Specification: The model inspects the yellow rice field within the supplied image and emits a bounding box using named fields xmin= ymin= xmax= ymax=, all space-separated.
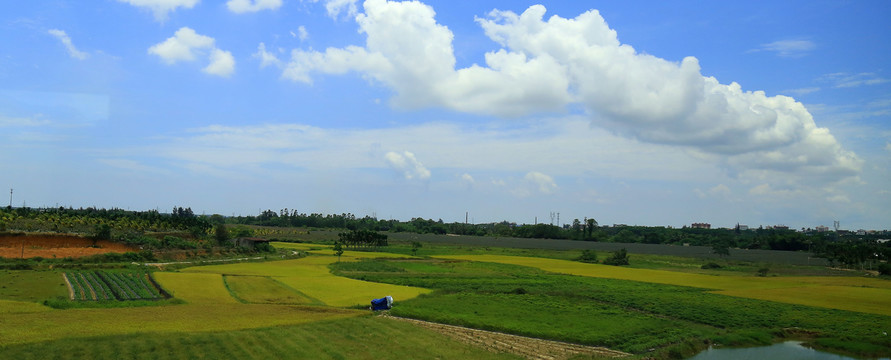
xmin=0 ymin=299 xmax=53 ymax=314
xmin=152 ymin=272 xmax=239 ymax=304
xmin=225 ymin=275 xmax=318 ymax=305
xmin=438 ymin=254 xmax=891 ymax=316
xmin=179 ymin=255 xmax=431 ymax=307
xmin=0 ymin=303 xmax=362 ymax=346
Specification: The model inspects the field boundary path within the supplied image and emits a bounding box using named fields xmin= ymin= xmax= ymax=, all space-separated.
xmin=142 ymin=256 xmax=263 ymax=267
xmin=386 ymin=315 xmax=630 ymax=359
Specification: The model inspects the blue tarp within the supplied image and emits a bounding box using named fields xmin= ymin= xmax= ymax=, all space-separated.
xmin=371 ymin=295 xmax=393 ymax=310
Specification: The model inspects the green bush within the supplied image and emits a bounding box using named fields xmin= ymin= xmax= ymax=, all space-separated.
xmin=575 ymin=249 xmax=598 ymax=263
xmin=701 ymin=262 xmax=722 ymax=269
xmin=602 ymin=248 xmax=630 ymax=266
xmin=878 ymin=263 xmax=891 ymax=276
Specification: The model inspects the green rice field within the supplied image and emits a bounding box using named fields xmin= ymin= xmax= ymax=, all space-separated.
xmin=437 ymin=254 xmax=891 ymax=315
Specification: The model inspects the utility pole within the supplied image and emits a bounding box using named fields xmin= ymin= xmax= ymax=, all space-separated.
xmin=8 ymin=188 xmax=12 ymax=208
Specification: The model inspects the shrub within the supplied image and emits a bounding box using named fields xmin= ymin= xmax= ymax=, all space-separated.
xmin=757 ymin=268 xmax=770 ymax=277
xmin=701 ymin=262 xmax=722 ymax=269
xmin=878 ymin=263 xmax=891 ymax=276
xmin=602 ymin=248 xmax=630 ymax=266
xmin=575 ymin=249 xmax=598 ymax=263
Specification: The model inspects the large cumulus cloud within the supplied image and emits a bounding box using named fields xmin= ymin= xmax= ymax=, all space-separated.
xmin=280 ymin=0 xmax=861 ymax=184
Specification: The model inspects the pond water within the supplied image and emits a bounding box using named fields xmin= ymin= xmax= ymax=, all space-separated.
xmin=687 ymin=341 xmax=889 ymax=360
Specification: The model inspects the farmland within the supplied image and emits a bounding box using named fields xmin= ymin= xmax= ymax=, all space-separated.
xmin=63 ymin=270 xmax=164 ymax=301
xmin=0 ymin=230 xmax=889 ymax=359
xmin=0 ymin=316 xmax=519 ymax=360
xmin=434 ymin=254 xmax=891 ymax=315
xmin=176 ymin=254 xmax=431 ymax=307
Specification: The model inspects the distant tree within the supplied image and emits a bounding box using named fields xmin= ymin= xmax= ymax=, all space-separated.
xmin=333 ymin=241 xmax=344 ymax=262
xmin=411 ymin=241 xmax=422 ymax=256
xmin=610 ymin=229 xmax=640 ymax=243
xmin=602 ymin=248 xmax=630 ymax=266
xmin=757 ymin=268 xmax=770 ymax=277
xmin=585 ymin=218 xmax=598 ymax=239
xmin=338 ymin=230 xmax=388 ymax=250
xmin=879 ymin=263 xmax=891 ymax=276
xmin=90 ymin=224 xmax=112 ymax=247
xmin=214 ymin=224 xmax=230 ymax=245
xmin=230 ymin=226 xmax=254 ymax=238
xmin=712 ymin=241 xmax=731 ymax=258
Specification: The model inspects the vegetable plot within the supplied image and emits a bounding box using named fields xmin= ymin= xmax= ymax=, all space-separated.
xmin=62 ymin=271 xmax=164 ymax=301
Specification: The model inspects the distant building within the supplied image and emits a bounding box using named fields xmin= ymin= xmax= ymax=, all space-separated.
xmin=816 ymin=225 xmax=829 ymax=232
xmin=738 ymin=225 xmax=749 ymax=231
xmin=856 ymin=229 xmax=867 ymax=236
xmin=773 ymin=225 xmax=789 ymax=230
xmin=691 ymin=223 xmax=711 ymax=229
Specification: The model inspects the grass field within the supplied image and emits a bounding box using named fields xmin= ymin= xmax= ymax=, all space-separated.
xmin=436 ymin=254 xmax=891 ymax=316
xmin=0 ymin=316 xmax=520 ymax=360
xmin=0 ymin=299 xmax=53 ymax=314
xmin=0 ymin=270 xmax=68 ymax=302
xmin=1 ymin=303 xmax=363 ymax=347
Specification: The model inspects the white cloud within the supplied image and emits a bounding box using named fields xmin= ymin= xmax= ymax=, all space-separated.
xmin=47 ymin=29 xmax=88 ymax=60
xmin=460 ymin=173 xmax=474 ymax=184
xmin=98 ymin=159 xmax=169 ymax=174
xmin=277 ymin=2 xmax=860 ymax=186
xmin=297 ymin=26 xmax=309 ymax=41
xmin=204 ymin=49 xmax=235 ymax=77
xmin=148 ymin=27 xmax=235 ymax=77
xmin=283 ymin=0 xmax=571 ymax=116
xmin=117 ymin=0 xmax=199 ymax=21
xmin=750 ymin=39 xmax=815 ymax=58
xmin=885 ymin=142 xmax=891 ymax=152
xmin=227 ymin=0 xmax=281 ymax=13
xmin=384 ymin=151 xmax=430 ymax=180
xmin=525 ymin=171 xmax=557 ymax=194
xmin=148 ymin=27 xmax=214 ymax=64
xmin=0 ymin=115 xmax=51 ymax=127
xmin=783 ymin=87 xmax=820 ymax=96
xmin=696 ymin=184 xmax=731 ymax=198
xmin=254 ymin=43 xmax=283 ymax=68
xmin=826 ymin=194 xmax=850 ymax=203
xmin=314 ymin=0 xmax=358 ymax=19
xmin=820 ymin=72 xmax=890 ymax=88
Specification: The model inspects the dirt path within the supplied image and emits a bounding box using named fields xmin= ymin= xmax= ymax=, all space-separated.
xmin=386 ymin=315 xmax=630 ymax=359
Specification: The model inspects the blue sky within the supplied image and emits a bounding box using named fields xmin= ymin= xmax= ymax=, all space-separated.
xmin=1 ymin=0 xmax=889 ymax=230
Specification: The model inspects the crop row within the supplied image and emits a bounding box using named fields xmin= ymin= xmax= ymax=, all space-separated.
xmin=64 ymin=271 xmax=164 ymax=301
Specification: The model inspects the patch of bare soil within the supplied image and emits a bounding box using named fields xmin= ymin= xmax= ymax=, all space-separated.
xmin=386 ymin=315 xmax=630 ymax=359
xmin=0 ymin=234 xmax=137 ymax=258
